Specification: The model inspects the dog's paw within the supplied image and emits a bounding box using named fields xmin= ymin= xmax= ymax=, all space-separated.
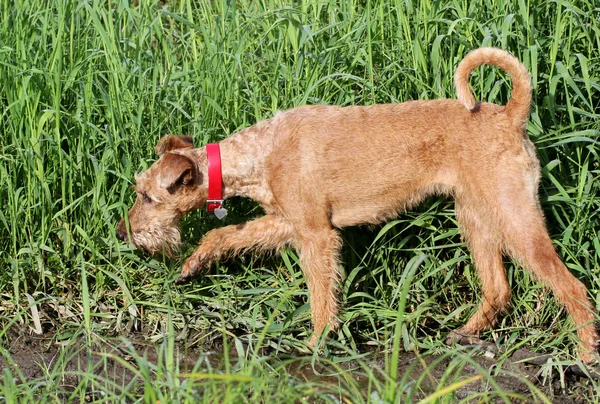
xmin=301 ymin=334 xmax=326 ymax=355
xmin=578 ymin=349 xmax=599 ymax=366
xmin=445 ymin=329 xmax=479 ymax=346
xmin=174 ymin=273 xmax=192 ymax=285
xmin=445 ymin=329 xmax=462 ymax=346
xmin=175 ymin=253 xmax=213 ymax=285
xmin=307 ymin=334 xmax=319 ymax=348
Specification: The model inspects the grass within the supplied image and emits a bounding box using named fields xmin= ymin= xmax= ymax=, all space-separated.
xmin=0 ymin=0 xmax=599 ymax=401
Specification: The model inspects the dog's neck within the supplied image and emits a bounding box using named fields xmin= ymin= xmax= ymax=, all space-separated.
xmin=213 ymin=120 xmax=273 ymax=204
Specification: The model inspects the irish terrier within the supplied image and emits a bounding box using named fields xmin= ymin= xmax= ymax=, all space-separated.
xmin=117 ymin=48 xmax=598 ymax=362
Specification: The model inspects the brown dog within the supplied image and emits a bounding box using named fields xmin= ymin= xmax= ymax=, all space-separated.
xmin=117 ymin=48 xmax=598 ymax=362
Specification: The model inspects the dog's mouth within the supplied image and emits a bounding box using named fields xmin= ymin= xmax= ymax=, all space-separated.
xmin=116 ymin=221 xmax=181 ymax=258
xmin=134 ymin=230 xmax=181 ymax=258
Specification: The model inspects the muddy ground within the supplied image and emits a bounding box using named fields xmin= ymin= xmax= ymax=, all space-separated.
xmin=1 ymin=326 xmax=597 ymax=403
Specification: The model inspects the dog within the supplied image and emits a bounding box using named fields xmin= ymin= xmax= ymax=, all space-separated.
xmin=116 ymin=48 xmax=598 ymax=362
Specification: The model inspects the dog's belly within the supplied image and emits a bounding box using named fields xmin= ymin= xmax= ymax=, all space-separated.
xmin=320 ymin=135 xmax=459 ymax=228
xmin=328 ymin=178 xmax=455 ymax=228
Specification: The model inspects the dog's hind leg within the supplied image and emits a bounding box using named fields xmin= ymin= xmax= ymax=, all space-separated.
xmin=498 ymin=196 xmax=598 ymax=362
xmin=449 ymin=199 xmax=511 ymax=341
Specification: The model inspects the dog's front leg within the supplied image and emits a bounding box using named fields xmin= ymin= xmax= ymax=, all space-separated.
xmin=175 ymin=215 xmax=296 ymax=284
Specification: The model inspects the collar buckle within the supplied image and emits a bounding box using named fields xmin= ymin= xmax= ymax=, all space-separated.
xmin=206 ymin=199 xmax=224 ymax=210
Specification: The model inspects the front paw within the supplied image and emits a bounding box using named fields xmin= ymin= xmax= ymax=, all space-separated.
xmin=445 ymin=328 xmax=480 ymax=346
xmin=175 ymin=253 xmax=212 ymax=285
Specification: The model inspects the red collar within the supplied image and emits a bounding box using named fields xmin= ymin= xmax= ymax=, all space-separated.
xmin=206 ymin=143 xmax=226 ymax=217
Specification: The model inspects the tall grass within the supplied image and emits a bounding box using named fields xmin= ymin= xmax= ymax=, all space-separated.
xmin=0 ymin=0 xmax=599 ymax=401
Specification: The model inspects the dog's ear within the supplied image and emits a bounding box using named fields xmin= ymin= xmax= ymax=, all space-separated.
xmin=155 ymin=135 xmax=194 ymax=155
xmin=157 ymin=153 xmax=198 ymax=190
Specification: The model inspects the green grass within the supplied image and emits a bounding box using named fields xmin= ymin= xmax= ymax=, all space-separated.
xmin=1 ymin=0 xmax=599 ymax=402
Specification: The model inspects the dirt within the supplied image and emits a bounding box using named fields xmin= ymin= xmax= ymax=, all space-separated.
xmin=0 ymin=326 xmax=210 ymax=400
xmin=0 ymin=326 xmax=596 ymax=403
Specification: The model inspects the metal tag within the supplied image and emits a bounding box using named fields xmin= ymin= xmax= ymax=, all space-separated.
xmin=214 ymin=207 xmax=228 ymax=220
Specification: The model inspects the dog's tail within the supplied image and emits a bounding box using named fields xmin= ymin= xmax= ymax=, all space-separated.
xmin=454 ymin=47 xmax=532 ymax=128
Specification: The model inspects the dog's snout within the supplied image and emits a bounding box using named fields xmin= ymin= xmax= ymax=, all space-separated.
xmin=116 ymin=220 xmax=128 ymax=242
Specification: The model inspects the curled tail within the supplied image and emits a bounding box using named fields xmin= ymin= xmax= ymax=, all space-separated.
xmin=454 ymin=47 xmax=532 ymax=128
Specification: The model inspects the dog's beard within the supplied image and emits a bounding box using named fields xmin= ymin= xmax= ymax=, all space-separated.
xmin=130 ymin=223 xmax=181 ymax=258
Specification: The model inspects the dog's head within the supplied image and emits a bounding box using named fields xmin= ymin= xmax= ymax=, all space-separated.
xmin=116 ymin=135 xmax=208 ymax=256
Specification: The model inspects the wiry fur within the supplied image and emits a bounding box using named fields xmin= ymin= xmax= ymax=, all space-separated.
xmin=117 ymin=48 xmax=598 ymax=362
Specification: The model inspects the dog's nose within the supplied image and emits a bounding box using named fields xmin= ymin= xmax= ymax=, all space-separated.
xmin=116 ymin=229 xmax=126 ymax=241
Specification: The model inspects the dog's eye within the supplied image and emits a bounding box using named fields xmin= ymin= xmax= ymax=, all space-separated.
xmin=142 ymin=193 xmax=152 ymax=204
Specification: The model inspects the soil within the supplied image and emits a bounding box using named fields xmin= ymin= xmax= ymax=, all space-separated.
xmin=0 ymin=326 xmax=596 ymax=403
